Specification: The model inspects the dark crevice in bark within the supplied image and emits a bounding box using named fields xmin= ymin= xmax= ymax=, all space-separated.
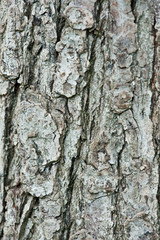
xmin=57 ymin=98 xmax=70 ymax=240
xmin=24 ymin=1 xmax=32 ymax=20
xmin=55 ymin=0 xmax=65 ymax=55
xmin=24 ymin=9 xmax=43 ymax=89
xmin=56 ymin=4 xmax=65 ymax=43
xmin=82 ymin=37 xmax=96 ymax=141
xmin=117 ymin=133 xmax=126 ymax=182
xmin=50 ymin=0 xmax=65 ymax=92
xmin=59 ymin=2 xmax=104 ymax=238
xmin=26 ymin=57 xmax=35 ymax=88
xmin=59 ymin=97 xmax=82 ymax=239
xmin=19 ymin=194 xmax=29 ymax=219
xmin=1 ymin=82 xmax=20 ymax=238
xmin=26 ymin=48 xmax=43 ymax=89
xmin=25 ymin=20 xmax=35 ymax=88
xmin=131 ymin=0 xmax=137 ymax=23
xmin=18 ymin=197 xmax=39 ymax=240
xmin=4 ymin=82 xmax=20 ymax=184
xmin=83 ymin=0 xmax=104 ymax=141
xmin=150 ymin=15 xmax=160 ymax=235
xmin=130 ymin=19 xmax=139 ymax=131
xmin=112 ymin=129 xmax=127 ymax=240
xmin=33 ymin=16 xmax=42 ymax=26
xmin=150 ymin=16 xmax=158 ymax=106
xmin=23 ymin=2 xmax=42 ymax=89
xmin=89 ymin=115 xmax=95 ymax=140
xmin=60 ymin=152 xmax=81 ymax=240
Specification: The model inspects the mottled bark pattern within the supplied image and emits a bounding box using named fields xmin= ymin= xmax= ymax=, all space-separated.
xmin=0 ymin=0 xmax=159 ymax=239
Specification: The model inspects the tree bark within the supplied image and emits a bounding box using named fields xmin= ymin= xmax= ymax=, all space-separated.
xmin=0 ymin=0 xmax=159 ymax=239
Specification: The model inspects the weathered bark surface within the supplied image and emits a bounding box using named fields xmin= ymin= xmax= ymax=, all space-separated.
xmin=0 ymin=0 xmax=159 ymax=239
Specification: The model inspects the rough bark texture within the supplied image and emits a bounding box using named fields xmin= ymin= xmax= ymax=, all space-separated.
xmin=0 ymin=0 xmax=160 ymax=239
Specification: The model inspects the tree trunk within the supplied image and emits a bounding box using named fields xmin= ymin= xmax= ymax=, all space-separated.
xmin=0 ymin=0 xmax=159 ymax=239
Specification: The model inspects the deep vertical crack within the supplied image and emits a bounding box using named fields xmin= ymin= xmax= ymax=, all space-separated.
xmin=0 ymin=82 xmax=20 ymax=239
xmin=150 ymin=15 xmax=160 ymax=235
xmin=18 ymin=197 xmax=39 ymax=240
xmin=58 ymin=1 xmax=104 ymax=239
xmin=82 ymin=0 xmax=104 ymax=140
xmin=4 ymin=82 xmax=20 ymax=184
xmin=57 ymin=98 xmax=72 ymax=240
xmin=131 ymin=0 xmax=137 ymax=23
xmin=55 ymin=0 xmax=65 ymax=43
xmin=112 ymin=128 xmax=126 ymax=240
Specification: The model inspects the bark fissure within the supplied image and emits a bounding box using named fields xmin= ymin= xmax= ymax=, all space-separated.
xmin=131 ymin=0 xmax=137 ymax=23
xmin=55 ymin=0 xmax=65 ymax=43
xmin=1 ymin=82 xmax=20 ymax=238
xmin=18 ymin=197 xmax=39 ymax=240
xmin=151 ymin=14 xmax=160 ymax=234
xmin=57 ymin=98 xmax=71 ymax=240
xmin=4 ymin=83 xmax=20 ymax=183
xmin=113 ymin=129 xmax=127 ymax=240
xmin=83 ymin=0 xmax=104 ymax=140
